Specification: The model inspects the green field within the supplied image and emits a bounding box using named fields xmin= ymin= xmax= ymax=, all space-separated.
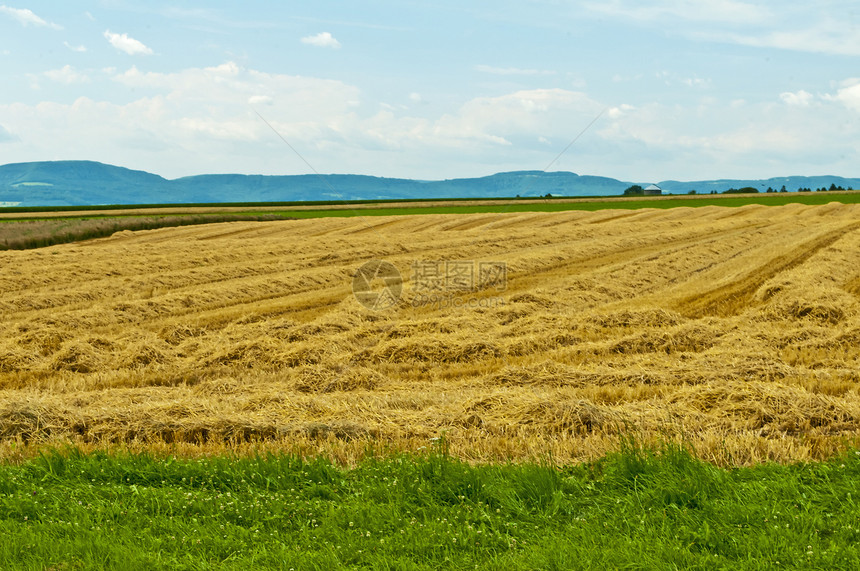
xmin=1 ymin=443 xmax=858 ymax=570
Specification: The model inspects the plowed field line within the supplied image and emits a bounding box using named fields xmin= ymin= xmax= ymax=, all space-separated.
xmin=675 ymin=221 xmax=860 ymax=317
xmin=401 ymin=222 xmax=776 ymax=317
xmin=501 ymin=221 xmax=772 ymax=287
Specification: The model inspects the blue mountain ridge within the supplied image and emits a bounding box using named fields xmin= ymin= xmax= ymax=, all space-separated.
xmin=0 ymin=160 xmax=857 ymax=207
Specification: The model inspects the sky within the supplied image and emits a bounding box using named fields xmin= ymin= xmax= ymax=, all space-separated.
xmin=1 ymin=1 xmax=859 ymax=182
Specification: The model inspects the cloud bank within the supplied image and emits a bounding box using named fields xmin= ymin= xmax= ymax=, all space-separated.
xmin=2 ymin=60 xmax=859 ymax=181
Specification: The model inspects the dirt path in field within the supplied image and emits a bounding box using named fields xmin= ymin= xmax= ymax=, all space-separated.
xmin=1 ymin=203 xmax=860 ymax=465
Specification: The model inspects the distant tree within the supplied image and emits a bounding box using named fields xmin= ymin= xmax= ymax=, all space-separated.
xmin=723 ymin=187 xmax=758 ymax=194
xmin=766 ymin=187 xmax=775 ymax=193
xmin=780 ymin=185 xmax=787 ymax=192
xmin=829 ymin=183 xmax=839 ymax=191
xmin=687 ymin=189 xmax=697 ymax=195
xmin=623 ymin=184 xmax=644 ymax=196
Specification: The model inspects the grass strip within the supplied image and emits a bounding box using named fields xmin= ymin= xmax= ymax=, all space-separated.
xmin=0 ymin=441 xmax=858 ymax=569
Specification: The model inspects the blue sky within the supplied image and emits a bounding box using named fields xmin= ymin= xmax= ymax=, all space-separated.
xmin=1 ymin=1 xmax=859 ymax=182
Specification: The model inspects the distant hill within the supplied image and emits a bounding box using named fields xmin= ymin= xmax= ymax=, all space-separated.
xmin=0 ymin=160 xmax=857 ymax=207
xmin=0 ymin=161 xmax=175 ymax=206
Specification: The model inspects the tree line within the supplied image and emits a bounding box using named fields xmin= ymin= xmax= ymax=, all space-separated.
xmin=625 ymin=183 xmax=854 ymax=196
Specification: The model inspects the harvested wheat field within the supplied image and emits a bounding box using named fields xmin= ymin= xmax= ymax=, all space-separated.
xmin=1 ymin=202 xmax=860 ymax=466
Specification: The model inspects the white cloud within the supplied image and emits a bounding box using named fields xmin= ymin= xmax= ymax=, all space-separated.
xmin=824 ymin=79 xmax=860 ymax=112
xmin=724 ymin=20 xmax=860 ymax=57
xmin=474 ymin=65 xmax=557 ymax=76
xmin=104 ymin=30 xmax=153 ymax=55
xmin=110 ymin=63 xmax=358 ymax=123
xmin=780 ymin=90 xmax=814 ymax=107
xmin=105 ymin=62 xmax=361 ymax=151
xmin=300 ymin=32 xmax=341 ymax=49
xmin=248 ymin=95 xmax=274 ymax=106
xmin=587 ymin=1 xmax=860 ymax=57
xmin=426 ymin=89 xmax=604 ymax=153
xmin=607 ymin=104 xmax=634 ymax=119
xmin=64 ymin=41 xmax=87 ymax=53
xmin=408 ymin=92 xmax=423 ymax=103
xmin=0 ymin=5 xmax=61 ymax=29
xmin=44 ymin=65 xmax=89 ymax=84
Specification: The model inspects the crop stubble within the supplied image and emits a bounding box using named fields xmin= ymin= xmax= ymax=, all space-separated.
xmin=1 ymin=202 xmax=859 ymax=465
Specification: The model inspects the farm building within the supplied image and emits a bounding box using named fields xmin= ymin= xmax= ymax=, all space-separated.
xmin=643 ymin=184 xmax=662 ymax=195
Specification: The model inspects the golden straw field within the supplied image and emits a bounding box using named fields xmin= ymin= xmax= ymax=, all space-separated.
xmin=2 ymin=202 xmax=860 ymax=465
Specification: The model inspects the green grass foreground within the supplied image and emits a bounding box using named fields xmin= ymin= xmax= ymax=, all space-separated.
xmin=1 ymin=444 xmax=859 ymax=570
